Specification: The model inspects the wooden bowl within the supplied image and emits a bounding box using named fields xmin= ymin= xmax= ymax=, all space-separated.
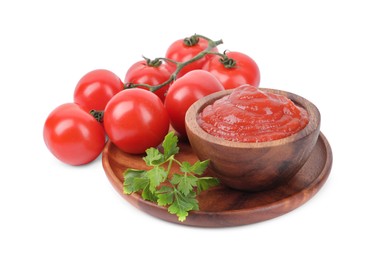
xmin=185 ymin=88 xmax=321 ymax=192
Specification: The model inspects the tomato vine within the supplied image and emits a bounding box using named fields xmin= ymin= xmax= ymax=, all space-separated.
xmin=124 ymin=34 xmax=224 ymax=92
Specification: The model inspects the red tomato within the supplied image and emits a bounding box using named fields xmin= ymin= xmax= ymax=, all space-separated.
xmin=43 ymin=103 xmax=106 ymax=165
xmin=165 ymin=36 xmax=218 ymax=78
xmin=202 ymin=51 xmax=260 ymax=89
xmin=103 ymin=88 xmax=170 ymax=154
xmin=164 ymin=70 xmax=224 ymax=137
xmin=74 ymin=69 xmax=124 ymax=112
xmin=124 ymin=59 xmax=172 ymax=102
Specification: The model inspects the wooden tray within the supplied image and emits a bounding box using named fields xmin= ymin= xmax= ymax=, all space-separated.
xmin=102 ymin=132 xmax=332 ymax=227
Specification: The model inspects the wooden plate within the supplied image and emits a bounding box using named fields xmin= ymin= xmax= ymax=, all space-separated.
xmin=102 ymin=132 xmax=332 ymax=227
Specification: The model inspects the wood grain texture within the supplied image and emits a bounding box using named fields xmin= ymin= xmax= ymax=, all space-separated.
xmin=185 ymin=88 xmax=321 ymax=191
xmin=102 ymin=132 xmax=332 ymax=227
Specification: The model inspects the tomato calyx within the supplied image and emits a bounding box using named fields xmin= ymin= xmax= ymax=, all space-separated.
xmin=205 ymin=50 xmax=238 ymax=69
xmin=219 ymin=56 xmax=237 ymax=69
xmin=183 ymin=34 xmax=200 ymax=46
xmin=124 ymin=34 xmax=223 ymax=93
xmin=211 ymin=50 xmax=236 ymax=69
xmin=89 ymin=109 xmax=104 ymax=123
xmin=143 ymin=56 xmax=162 ymax=67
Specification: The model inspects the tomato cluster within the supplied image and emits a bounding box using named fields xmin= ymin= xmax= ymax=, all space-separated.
xmin=43 ymin=34 xmax=261 ymax=165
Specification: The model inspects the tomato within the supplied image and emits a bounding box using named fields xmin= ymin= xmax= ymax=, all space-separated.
xmin=124 ymin=59 xmax=172 ymax=102
xmin=165 ymin=36 xmax=218 ymax=78
xmin=43 ymin=103 xmax=106 ymax=165
xmin=164 ymin=70 xmax=224 ymax=137
xmin=74 ymin=69 xmax=124 ymax=112
xmin=202 ymin=51 xmax=260 ymax=89
xmin=103 ymin=88 xmax=170 ymax=154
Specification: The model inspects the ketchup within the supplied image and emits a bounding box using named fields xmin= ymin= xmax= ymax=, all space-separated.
xmin=197 ymin=85 xmax=309 ymax=142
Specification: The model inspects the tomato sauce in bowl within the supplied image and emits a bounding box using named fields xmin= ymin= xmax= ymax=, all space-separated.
xmin=197 ymin=84 xmax=309 ymax=142
xmin=185 ymin=86 xmax=320 ymax=191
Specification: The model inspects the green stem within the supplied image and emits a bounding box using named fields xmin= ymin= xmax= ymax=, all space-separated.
xmin=125 ymin=35 xmax=224 ymax=92
xmin=207 ymin=51 xmax=226 ymax=58
xmin=159 ymin=57 xmax=180 ymax=66
xmin=167 ymin=157 xmax=174 ymax=173
xmin=165 ymin=156 xmax=183 ymax=174
xmin=192 ymin=34 xmax=213 ymax=42
xmin=172 ymin=158 xmax=183 ymax=167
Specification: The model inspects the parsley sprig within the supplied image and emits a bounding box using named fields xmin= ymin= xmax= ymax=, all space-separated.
xmin=123 ymin=132 xmax=220 ymax=222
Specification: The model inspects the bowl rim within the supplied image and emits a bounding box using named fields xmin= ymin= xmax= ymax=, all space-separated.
xmin=185 ymin=88 xmax=321 ymax=148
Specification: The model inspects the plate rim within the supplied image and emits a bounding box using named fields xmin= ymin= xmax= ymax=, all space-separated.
xmin=102 ymin=132 xmax=332 ymax=227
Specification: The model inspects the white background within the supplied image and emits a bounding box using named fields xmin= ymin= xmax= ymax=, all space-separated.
xmin=1 ymin=0 xmax=380 ymax=259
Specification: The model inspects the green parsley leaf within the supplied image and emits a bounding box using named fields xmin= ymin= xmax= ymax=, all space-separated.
xmin=147 ymin=167 xmax=167 ymax=192
xmin=122 ymin=131 xmax=220 ymax=222
xmin=168 ymin=190 xmax=199 ymax=222
xmin=171 ymin=173 xmax=198 ymax=196
xmin=162 ymin=132 xmax=179 ymax=160
xmin=123 ymin=169 xmax=146 ymax=194
xmin=131 ymin=177 xmax=150 ymax=192
xmin=142 ymin=185 xmax=157 ymax=202
xmin=190 ymin=160 xmax=210 ymax=175
xmin=156 ymin=186 xmax=174 ymax=206
xmin=180 ymin=161 xmax=192 ymax=173
xmin=143 ymin=147 xmax=165 ymax=166
xmin=197 ymin=177 xmax=220 ymax=194
xmin=180 ymin=160 xmax=209 ymax=175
